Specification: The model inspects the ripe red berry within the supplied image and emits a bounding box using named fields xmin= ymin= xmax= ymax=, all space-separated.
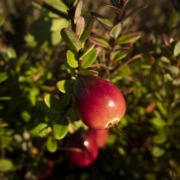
xmin=89 ymin=129 xmax=109 ymax=148
xmin=73 ymin=75 xmax=126 ymax=129
xmin=65 ymin=131 xmax=99 ymax=167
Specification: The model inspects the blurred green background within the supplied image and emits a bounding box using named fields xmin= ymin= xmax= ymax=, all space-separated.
xmin=0 ymin=0 xmax=180 ymax=179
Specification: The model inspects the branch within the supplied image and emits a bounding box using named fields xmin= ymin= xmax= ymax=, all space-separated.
xmin=32 ymin=0 xmax=69 ymax=20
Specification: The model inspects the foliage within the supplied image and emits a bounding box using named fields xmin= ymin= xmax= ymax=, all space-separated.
xmin=0 ymin=0 xmax=180 ymax=179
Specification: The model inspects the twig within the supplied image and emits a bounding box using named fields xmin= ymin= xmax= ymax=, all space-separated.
xmin=109 ymin=54 xmax=143 ymax=78
xmin=32 ymin=0 xmax=69 ymax=20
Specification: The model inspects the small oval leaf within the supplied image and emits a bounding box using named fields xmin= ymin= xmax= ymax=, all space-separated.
xmin=151 ymin=146 xmax=165 ymax=157
xmin=116 ymin=31 xmax=141 ymax=44
xmin=88 ymin=36 xmax=111 ymax=49
xmin=81 ymin=47 xmax=97 ymax=69
xmin=66 ymin=50 xmax=78 ymax=68
xmin=164 ymin=66 xmax=179 ymax=75
xmin=53 ymin=116 xmax=69 ymax=139
xmin=74 ymin=0 xmax=83 ymax=24
xmin=56 ymin=80 xmax=75 ymax=94
xmin=76 ymin=16 xmax=85 ymax=37
xmin=47 ymin=136 xmax=58 ymax=153
xmin=173 ymin=41 xmax=180 ymax=56
xmin=173 ymin=78 xmax=180 ymax=85
xmin=110 ymin=22 xmax=123 ymax=38
xmin=61 ymin=28 xmax=82 ymax=51
xmin=110 ymin=50 xmax=128 ymax=62
xmin=0 ymin=159 xmax=13 ymax=172
xmin=80 ymin=17 xmax=96 ymax=43
xmin=90 ymin=12 xmax=113 ymax=27
xmin=78 ymin=70 xmax=98 ymax=76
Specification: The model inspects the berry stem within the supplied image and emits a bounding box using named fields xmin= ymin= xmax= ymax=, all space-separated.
xmin=115 ymin=126 xmax=137 ymax=149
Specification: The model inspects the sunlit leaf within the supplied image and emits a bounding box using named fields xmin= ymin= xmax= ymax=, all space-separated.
xmin=0 ymin=159 xmax=13 ymax=172
xmin=116 ymin=31 xmax=141 ymax=44
xmin=88 ymin=36 xmax=111 ymax=49
xmin=173 ymin=78 xmax=180 ymax=85
xmin=7 ymin=47 xmax=17 ymax=59
xmin=90 ymin=12 xmax=113 ymax=27
xmin=151 ymin=117 xmax=166 ymax=127
xmin=76 ymin=16 xmax=85 ymax=37
xmin=110 ymin=22 xmax=123 ymax=38
xmin=53 ymin=116 xmax=69 ymax=139
xmin=74 ymin=0 xmax=83 ymax=24
xmin=151 ymin=146 xmax=165 ymax=157
xmin=153 ymin=134 xmax=167 ymax=144
xmin=66 ymin=50 xmax=78 ymax=68
xmin=47 ymin=136 xmax=58 ymax=152
xmin=61 ymin=28 xmax=82 ymax=51
xmin=81 ymin=46 xmax=97 ymax=69
xmin=164 ymin=66 xmax=179 ymax=75
xmin=110 ymin=50 xmax=128 ymax=62
xmin=0 ymin=72 xmax=8 ymax=83
xmin=173 ymin=41 xmax=180 ymax=56
xmin=56 ymin=80 xmax=75 ymax=94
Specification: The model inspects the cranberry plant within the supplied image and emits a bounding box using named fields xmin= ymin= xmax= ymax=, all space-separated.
xmin=0 ymin=0 xmax=180 ymax=179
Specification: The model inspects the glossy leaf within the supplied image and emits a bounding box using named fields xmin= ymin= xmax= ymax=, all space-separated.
xmin=66 ymin=50 xmax=78 ymax=68
xmin=110 ymin=50 xmax=128 ymax=62
xmin=74 ymin=0 xmax=83 ymax=24
xmin=151 ymin=146 xmax=165 ymax=157
xmin=80 ymin=17 xmax=96 ymax=43
xmin=76 ymin=16 xmax=85 ymax=37
xmin=110 ymin=22 xmax=123 ymax=38
xmin=81 ymin=46 xmax=97 ymax=69
xmin=88 ymin=36 xmax=111 ymax=49
xmin=78 ymin=70 xmax=98 ymax=76
xmin=47 ymin=136 xmax=58 ymax=152
xmin=90 ymin=12 xmax=113 ymax=27
xmin=102 ymin=2 xmax=123 ymax=14
xmin=0 ymin=72 xmax=8 ymax=83
xmin=56 ymin=80 xmax=75 ymax=94
xmin=0 ymin=159 xmax=13 ymax=172
xmin=116 ymin=31 xmax=141 ymax=44
xmin=53 ymin=116 xmax=69 ymax=140
xmin=173 ymin=41 xmax=180 ymax=56
xmin=44 ymin=94 xmax=62 ymax=113
xmin=122 ymin=5 xmax=148 ymax=21
xmin=61 ymin=28 xmax=82 ymax=51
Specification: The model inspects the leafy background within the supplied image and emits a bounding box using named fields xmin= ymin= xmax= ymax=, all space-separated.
xmin=0 ymin=0 xmax=180 ymax=179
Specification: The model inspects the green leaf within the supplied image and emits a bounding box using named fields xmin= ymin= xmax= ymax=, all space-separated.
xmin=122 ymin=5 xmax=148 ymax=21
xmin=102 ymin=2 xmax=123 ymax=14
xmin=0 ymin=159 xmax=13 ymax=172
xmin=151 ymin=117 xmax=166 ymax=127
xmin=110 ymin=50 xmax=128 ymax=62
xmin=53 ymin=116 xmax=69 ymax=140
xmin=156 ymin=101 xmax=167 ymax=116
xmin=78 ymin=70 xmax=98 ymax=76
xmin=90 ymin=12 xmax=113 ymax=27
xmin=7 ymin=47 xmax=17 ymax=59
xmin=80 ymin=17 xmax=96 ymax=43
xmin=88 ymin=36 xmax=111 ymax=49
xmin=47 ymin=136 xmax=58 ymax=152
xmin=110 ymin=22 xmax=123 ymax=38
xmin=151 ymin=146 xmax=165 ymax=157
xmin=81 ymin=47 xmax=97 ymax=69
xmin=66 ymin=60 xmax=76 ymax=76
xmin=29 ymin=123 xmax=51 ymax=138
xmin=173 ymin=41 xmax=180 ymax=56
xmin=61 ymin=28 xmax=82 ymax=51
xmin=116 ymin=32 xmax=141 ymax=44
xmin=59 ymin=0 xmax=76 ymax=9
xmin=153 ymin=134 xmax=167 ymax=144
xmin=16 ymin=53 xmax=28 ymax=73
xmin=164 ymin=66 xmax=179 ymax=75
xmin=56 ymin=80 xmax=75 ymax=94
xmin=74 ymin=0 xmax=83 ymax=24
xmin=66 ymin=50 xmax=78 ymax=68
xmin=173 ymin=78 xmax=180 ymax=85
xmin=0 ymin=15 xmax=4 ymax=27
xmin=44 ymin=94 xmax=63 ymax=113
xmin=0 ymin=72 xmax=8 ymax=83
